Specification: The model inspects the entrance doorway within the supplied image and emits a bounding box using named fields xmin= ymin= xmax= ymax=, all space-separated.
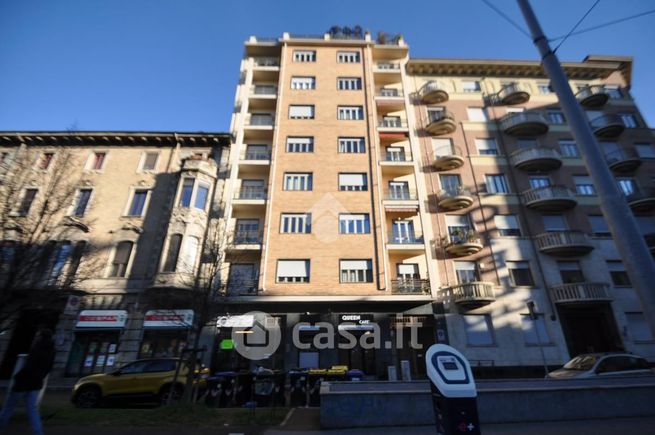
xmin=557 ymin=304 xmax=623 ymax=356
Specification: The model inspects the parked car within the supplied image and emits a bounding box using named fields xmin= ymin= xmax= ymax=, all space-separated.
xmin=547 ymin=353 xmax=654 ymax=379
xmin=71 ymin=358 xmax=209 ymax=408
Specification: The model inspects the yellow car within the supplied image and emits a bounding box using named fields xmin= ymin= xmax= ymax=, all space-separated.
xmin=71 ymin=358 xmax=209 ymax=407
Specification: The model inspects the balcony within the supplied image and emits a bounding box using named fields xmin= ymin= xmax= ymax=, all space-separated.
xmin=626 ymin=187 xmax=655 ymax=213
xmin=450 ymin=282 xmax=495 ymax=308
xmin=576 ymin=85 xmax=609 ymax=108
xmin=253 ymin=57 xmax=279 ymax=68
xmin=391 ymin=279 xmax=430 ymax=295
xmin=522 ymin=185 xmax=577 ymax=211
xmin=550 ymin=282 xmax=611 ymax=304
xmin=376 ymin=62 xmax=401 ymax=72
xmin=645 ymin=233 xmax=655 ymax=255
xmin=226 ymin=279 xmax=258 ymax=297
xmin=426 ymin=110 xmax=457 ymax=135
xmin=419 ymin=81 xmax=449 ymax=104
xmin=380 ymin=153 xmax=414 ymax=175
xmin=233 ymin=187 xmax=267 ymax=209
xmin=378 ymin=119 xmax=408 ymax=132
xmin=591 ymin=114 xmax=625 ymax=138
xmin=228 ymin=231 xmax=263 ymax=251
xmin=387 ymin=232 xmax=425 ymax=252
xmin=510 ymin=146 xmax=562 ymax=171
xmin=383 ymin=189 xmax=419 ymax=212
xmin=535 ymin=231 xmax=594 ymax=257
xmin=500 ymin=112 xmax=549 ymax=136
xmin=437 ymin=186 xmax=474 ymax=211
xmin=246 ymin=114 xmax=274 ymax=128
xmin=604 ymin=148 xmax=641 ymax=173
xmin=444 ymin=230 xmax=483 ymax=257
xmin=496 ymin=83 xmax=530 ymax=105
xmin=432 ymin=145 xmax=465 ymax=171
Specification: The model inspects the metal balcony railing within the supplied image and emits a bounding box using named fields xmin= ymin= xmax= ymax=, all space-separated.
xmin=247 ymin=115 xmax=274 ymax=126
xmin=234 ymin=187 xmax=267 ymax=200
xmin=450 ymin=282 xmax=495 ymax=305
xmin=419 ymin=81 xmax=449 ymax=102
xmin=252 ymin=86 xmax=277 ymax=95
xmin=379 ymin=119 xmax=407 ymax=128
xmin=377 ymin=62 xmax=400 ymax=70
xmin=499 ymin=112 xmax=549 ymax=135
xmin=391 ymin=279 xmax=430 ymax=294
xmin=377 ymin=89 xmax=403 ymax=97
xmin=384 ymin=189 xmax=417 ymax=200
xmin=253 ymin=57 xmax=279 ymax=67
xmin=383 ymin=152 xmax=412 ymax=162
xmin=496 ymin=83 xmax=530 ymax=104
xmin=232 ymin=231 xmax=262 ymax=244
xmin=243 ymin=150 xmax=271 ymax=160
xmin=522 ymin=185 xmax=576 ymax=203
xmin=510 ymin=146 xmax=562 ymax=168
xmin=226 ymin=279 xmax=258 ymax=296
xmin=388 ymin=232 xmax=424 ymax=244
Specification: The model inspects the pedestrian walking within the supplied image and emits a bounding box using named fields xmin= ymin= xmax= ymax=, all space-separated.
xmin=0 ymin=329 xmax=56 ymax=435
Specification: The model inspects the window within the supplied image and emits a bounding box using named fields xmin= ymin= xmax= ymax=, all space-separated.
xmin=195 ymin=183 xmax=210 ymax=209
xmin=281 ymin=213 xmax=312 ymax=234
xmin=605 ymin=85 xmax=622 ymax=99
xmin=338 ymin=106 xmax=364 ymax=120
xmin=293 ymin=50 xmax=316 ymax=62
xmin=254 ymin=84 xmax=276 ymax=95
xmin=521 ymin=314 xmax=550 ymax=345
xmin=543 ymin=215 xmax=567 ymax=231
xmin=250 ymin=113 xmax=273 ymax=125
xmin=537 ymin=83 xmax=553 ymax=94
xmin=289 ymin=105 xmax=315 ymax=119
xmin=339 ymin=173 xmax=367 ymax=191
xmin=337 ymin=77 xmax=362 ymax=90
xmin=109 ymin=241 xmax=134 ymax=277
xmin=461 ymin=80 xmax=481 ymax=93
xmin=495 ymin=215 xmax=521 ymax=236
xmin=245 ymin=144 xmax=269 ymax=160
xmin=276 ymin=260 xmax=310 ymax=283
xmin=89 ymin=152 xmax=106 ymax=170
xmin=475 ymin=138 xmax=498 ymax=155
xmin=338 ymin=137 xmax=365 ymax=153
xmin=284 ymin=173 xmax=313 ymax=191
xmin=337 ymin=51 xmax=360 ymax=63
xmin=619 ymin=113 xmax=638 ymax=128
xmin=227 ymin=263 xmax=257 ymax=294
xmin=507 ymin=261 xmax=534 ymax=286
xmin=446 ymin=215 xmax=473 ymax=242
xmin=339 ymin=214 xmax=370 ymax=234
xmin=37 ymin=152 xmax=54 ymax=170
xmin=485 ymin=174 xmax=509 ymax=194
xmin=72 ymin=189 xmax=92 ymax=217
xmin=141 ymin=152 xmax=159 ymax=171
xmin=559 ymin=140 xmax=580 ymax=157
xmin=517 ymin=138 xmax=538 ymax=148
xmin=179 ymin=178 xmax=194 ymax=207
xmin=635 ymin=143 xmax=655 ymax=159
xmin=616 ymin=177 xmax=637 ymax=196
xmin=432 ymin=138 xmax=454 ymax=157
xmin=381 ymin=116 xmax=402 ymax=128
xmin=179 ymin=236 xmax=199 ymax=273
xmin=462 ymin=315 xmax=494 ymax=346
xmin=454 ymin=261 xmax=478 ymax=284
xmin=128 ymin=189 xmax=149 ymax=216
xmin=391 ymin=220 xmax=417 ymax=243
xmin=18 ymin=188 xmax=37 ymax=216
xmin=600 ymin=141 xmax=620 ymax=160
xmin=290 ymin=76 xmax=316 ymax=90
xmin=239 ymin=179 xmax=265 ymax=199
xmin=386 ymin=147 xmax=406 ymax=161
xmin=235 ymin=219 xmax=260 ymax=243
xmin=178 ymin=178 xmax=210 ymax=210
xmin=162 ymin=234 xmax=182 ymax=272
xmin=467 ymin=107 xmax=488 ymax=122
xmin=558 ymin=261 xmax=584 ymax=284
xmin=397 ymin=264 xmax=420 ymax=281
xmin=439 ymin=174 xmax=461 ymax=194
xmin=286 ymin=137 xmax=314 ymax=153
xmin=529 ymin=176 xmax=551 ymax=189
xmin=340 ymin=260 xmax=372 ymax=283
xmin=48 ymin=241 xmax=73 ymax=283
xmin=547 ymin=110 xmax=565 ymax=124
xmin=625 ymin=313 xmax=654 ymax=342
xmin=427 ymin=107 xmax=445 ymax=123
xmin=573 ymin=175 xmax=595 ymax=195
xmin=588 ymin=215 xmax=610 ymax=237
xmin=607 ymin=261 xmax=631 ymax=287
xmin=0 ymin=241 xmax=16 ymax=273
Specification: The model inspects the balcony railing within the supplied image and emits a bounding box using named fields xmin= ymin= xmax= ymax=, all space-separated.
xmin=377 ymin=89 xmax=403 ymax=97
xmin=384 ymin=189 xmax=417 ymax=201
xmin=590 ymin=114 xmax=624 ymax=138
xmin=535 ymin=231 xmax=594 ymax=256
xmin=450 ymin=282 xmax=495 ymax=306
xmin=388 ymin=232 xmax=424 ymax=244
xmin=604 ymin=147 xmax=641 ymax=172
xmin=419 ymin=81 xmax=449 ymax=104
xmin=438 ymin=186 xmax=474 ymax=211
xmin=445 ymin=230 xmax=483 ymax=256
xmin=252 ymin=86 xmax=277 ymax=96
xmin=377 ymin=62 xmax=401 ymax=70
xmin=426 ymin=110 xmax=457 ymax=135
xmin=232 ymin=231 xmax=262 ymax=245
xmin=576 ymin=85 xmax=609 ymax=108
xmin=510 ymin=146 xmax=562 ymax=171
xmin=243 ymin=150 xmax=271 ymax=160
xmin=379 ymin=119 xmax=407 ymax=128
xmin=391 ymin=279 xmax=430 ymax=295
xmin=499 ymin=112 xmax=549 ymax=136
xmin=247 ymin=115 xmax=274 ymax=126
xmin=433 ymin=145 xmax=465 ymax=170
xmin=625 ymin=187 xmax=655 ymax=212
xmin=496 ymin=83 xmax=530 ymax=105
xmin=383 ymin=152 xmax=411 ymax=162
xmin=253 ymin=58 xmax=279 ymax=67
xmin=644 ymin=233 xmax=655 ymax=253
xmin=522 ymin=185 xmax=577 ymax=211
xmin=234 ymin=187 xmax=267 ymax=200
xmin=226 ymin=279 xmax=258 ymax=296
xmin=550 ymin=282 xmax=611 ymax=304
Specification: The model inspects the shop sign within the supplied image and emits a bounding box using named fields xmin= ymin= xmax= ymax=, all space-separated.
xmin=338 ymin=314 xmax=375 ymax=331
xmin=216 ymin=315 xmax=254 ymax=328
xmin=143 ymin=310 xmax=194 ymax=328
xmin=76 ymin=310 xmax=127 ymax=328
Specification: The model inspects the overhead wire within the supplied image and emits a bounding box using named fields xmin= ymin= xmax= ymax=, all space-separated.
xmin=548 ymin=8 xmax=655 ymax=41
xmin=552 ymin=0 xmax=600 ymax=53
xmin=481 ymin=0 xmax=531 ymax=38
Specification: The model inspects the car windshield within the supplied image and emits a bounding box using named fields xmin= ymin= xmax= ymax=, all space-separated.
xmin=563 ymin=355 xmax=598 ymax=371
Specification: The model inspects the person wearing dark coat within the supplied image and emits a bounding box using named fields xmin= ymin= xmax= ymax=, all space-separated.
xmin=0 ymin=329 xmax=55 ymax=435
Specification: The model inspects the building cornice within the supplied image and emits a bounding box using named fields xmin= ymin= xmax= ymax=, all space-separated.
xmin=0 ymin=131 xmax=232 ymax=147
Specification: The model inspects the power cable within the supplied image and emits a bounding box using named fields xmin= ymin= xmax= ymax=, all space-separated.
xmin=549 ymin=8 xmax=655 ymax=41
xmin=553 ymin=0 xmax=600 ymax=53
xmin=481 ymin=0 xmax=531 ymax=38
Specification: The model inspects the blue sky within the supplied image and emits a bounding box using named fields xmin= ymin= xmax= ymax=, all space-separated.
xmin=1 ymin=0 xmax=654 ymax=132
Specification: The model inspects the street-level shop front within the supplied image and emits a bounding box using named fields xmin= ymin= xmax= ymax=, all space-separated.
xmin=138 ymin=309 xmax=193 ymax=359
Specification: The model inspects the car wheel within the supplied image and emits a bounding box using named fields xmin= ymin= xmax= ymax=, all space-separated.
xmin=159 ymin=384 xmax=183 ymax=406
xmin=74 ymin=386 xmax=101 ymax=408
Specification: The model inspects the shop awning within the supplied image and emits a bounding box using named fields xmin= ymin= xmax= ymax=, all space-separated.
xmin=76 ymin=310 xmax=127 ymax=328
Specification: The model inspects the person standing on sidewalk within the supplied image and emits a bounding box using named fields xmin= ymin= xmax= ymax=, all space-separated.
xmin=0 ymin=329 xmax=56 ymax=435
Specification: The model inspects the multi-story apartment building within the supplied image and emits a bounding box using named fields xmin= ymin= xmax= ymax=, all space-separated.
xmin=221 ymin=31 xmax=655 ymax=378
xmin=0 ymin=131 xmax=230 ymax=381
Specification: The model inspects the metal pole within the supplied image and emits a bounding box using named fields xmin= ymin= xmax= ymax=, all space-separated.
xmin=517 ymin=0 xmax=655 ymax=339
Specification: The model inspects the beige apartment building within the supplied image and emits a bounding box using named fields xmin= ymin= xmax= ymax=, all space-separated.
xmin=0 ymin=131 xmax=230 ymax=380
xmin=2 ymin=32 xmax=655 ymax=383
xmin=219 ymin=31 xmax=655 ymax=378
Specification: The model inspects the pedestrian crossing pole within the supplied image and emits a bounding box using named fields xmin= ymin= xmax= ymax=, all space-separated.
xmin=517 ymin=0 xmax=655 ymax=338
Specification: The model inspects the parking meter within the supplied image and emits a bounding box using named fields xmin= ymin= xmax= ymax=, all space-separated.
xmin=426 ymin=344 xmax=481 ymax=435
